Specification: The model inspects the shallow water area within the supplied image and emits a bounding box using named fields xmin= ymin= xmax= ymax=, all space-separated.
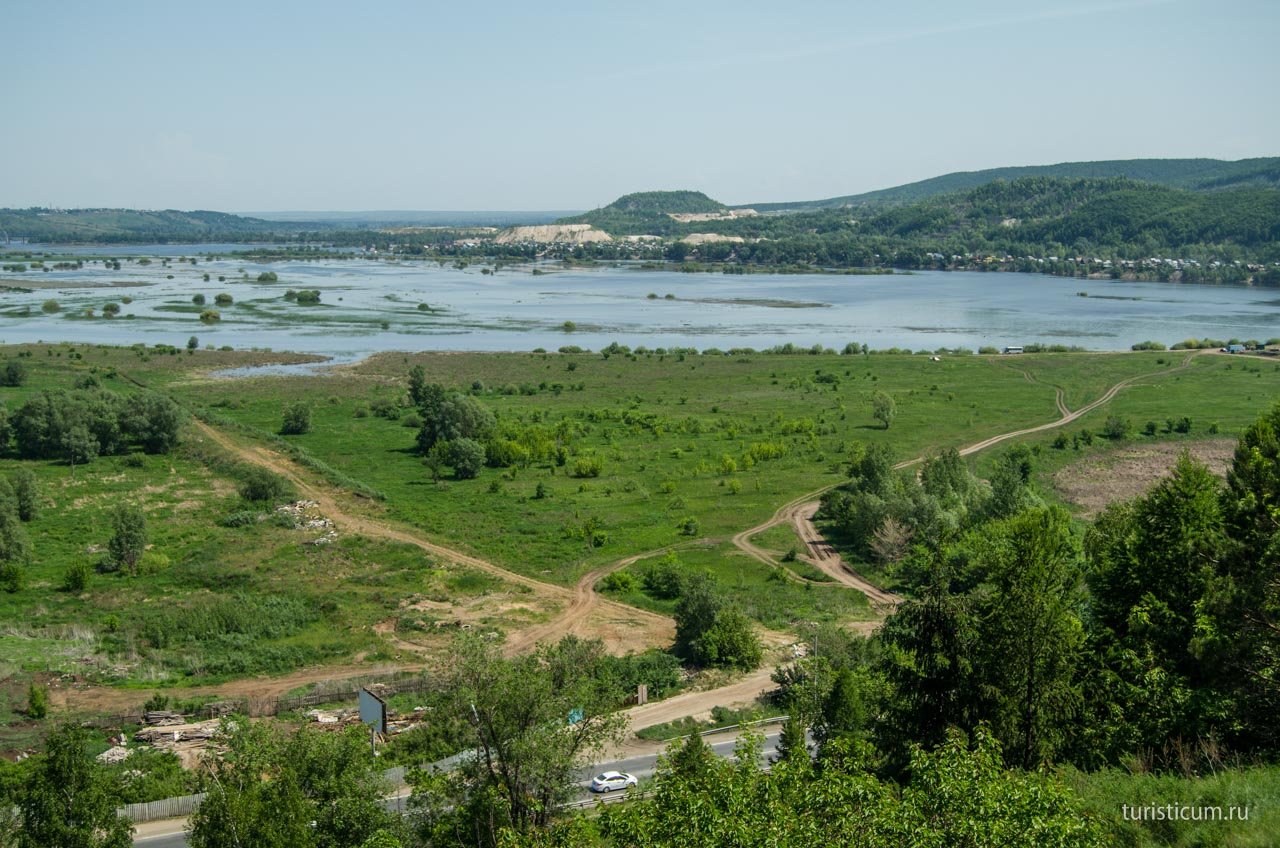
xmin=1 ymin=249 xmax=1275 ymax=356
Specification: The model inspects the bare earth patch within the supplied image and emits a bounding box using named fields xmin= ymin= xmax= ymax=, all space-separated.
xmin=1053 ymin=439 xmax=1235 ymax=518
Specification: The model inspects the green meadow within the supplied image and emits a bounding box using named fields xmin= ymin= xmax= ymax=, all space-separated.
xmin=0 ymin=341 xmax=1275 ymax=731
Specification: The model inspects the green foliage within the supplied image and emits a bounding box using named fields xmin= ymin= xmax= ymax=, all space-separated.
xmin=104 ymin=503 xmax=147 ymax=575
xmin=191 ymin=721 xmax=396 ymax=848
xmin=1102 ymin=414 xmax=1130 ymax=439
xmin=598 ymin=725 xmax=1104 ymax=848
xmin=281 ymin=400 xmax=312 ymax=435
xmin=62 ymin=560 xmax=90 ymax=592
xmin=408 ymin=635 xmax=625 ymax=846
xmin=435 ymin=437 xmax=486 ymax=480
xmin=25 ymin=683 xmax=48 ymax=719
xmin=0 ymin=360 xmax=26 ymax=387
xmin=570 ymin=454 xmax=602 ymax=478
xmin=0 ymin=477 xmax=32 ymax=589
xmin=972 ymin=507 xmax=1086 ymax=768
xmin=560 ymin=190 xmax=726 ymax=235
xmin=10 ymin=468 xmax=37 ymax=522
xmin=257 ymin=270 xmax=279 ymax=282
xmin=870 ymin=390 xmax=895 ymax=429
xmin=236 ymin=465 xmax=296 ymax=503
xmin=13 ymin=388 xmax=182 ymax=463
xmin=414 ymin=385 xmax=496 ymax=453
xmin=673 ymin=573 xmax=762 ymax=670
xmin=15 ymin=724 xmax=133 ymax=848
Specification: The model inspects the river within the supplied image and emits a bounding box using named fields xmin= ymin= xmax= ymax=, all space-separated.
xmin=0 ymin=251 xmax=1275 ymax=356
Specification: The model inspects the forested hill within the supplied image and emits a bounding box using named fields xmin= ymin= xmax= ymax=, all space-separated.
xmin=0 ymin=208 xmax=314 ymax=243
xmin=854 ymin=176 xmax=1280 ymax=250
xmin=556 ymin=190 xmax=728 ymax=236
xmin=748 ymin=157 xmax=1280 ymax=212
xmin=530 ymin=177 xmax=1280 ymax=282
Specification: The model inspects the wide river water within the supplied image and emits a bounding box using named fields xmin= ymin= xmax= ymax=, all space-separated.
xmin=1 ymin=249 xmax=1275 ymax=357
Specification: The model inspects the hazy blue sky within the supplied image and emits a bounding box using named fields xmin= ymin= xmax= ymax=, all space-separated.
xmin=4 ymin=0 xmax=1276 ymax=211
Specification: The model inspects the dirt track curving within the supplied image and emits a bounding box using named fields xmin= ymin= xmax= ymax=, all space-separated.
xmin=191 ymin=420 xmax=672 ymax=657
xmin=61 ymin=355 xmax=1201 ymax=718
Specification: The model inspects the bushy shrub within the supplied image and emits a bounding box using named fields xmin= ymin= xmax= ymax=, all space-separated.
xmin=571 ymin=455 xmax=603 ymax=478
xmin=62 ymin=561 xmax=90 ymax=592
xmin=281 ymin=401 xmax=312 ymax=435
xmin=237 ymin=467 xmax=295 ymax=503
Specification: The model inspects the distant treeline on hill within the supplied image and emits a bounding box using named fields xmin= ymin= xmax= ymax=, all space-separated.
xmin=744 ymin=155 xmax=1280 ymax=211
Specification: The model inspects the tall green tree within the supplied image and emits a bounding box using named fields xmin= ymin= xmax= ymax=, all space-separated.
xmin=974 ymin=507 xmax=1085 ymax=768
xmin=191 ymin=721 xmax=396 ymax=848
xmin=11 ymin=468 xmax=38 ymax=522
xmin=16 ymin=724 xmax=133 ymax=848
xmin=1202 ymin=402 xmax=1280 ymax=751
xmin=105 ymin=503 xmax=147 ymax=574
xmin=415 ymin=391 xmax=495 ymax=454
xmin=870 ymin=390 xmax=895 ymax=430
xmin=409 ymin=635 xmax=625 ymax=848
xmin=876 ymin=568 xmax=981 ymax=764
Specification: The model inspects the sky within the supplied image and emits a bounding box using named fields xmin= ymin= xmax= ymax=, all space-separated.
xmin=3 ymin=0 xmax=1277 ymax=211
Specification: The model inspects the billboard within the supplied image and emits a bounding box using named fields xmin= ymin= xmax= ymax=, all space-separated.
xmin=358 ymin=688 xmax=387 ymax=735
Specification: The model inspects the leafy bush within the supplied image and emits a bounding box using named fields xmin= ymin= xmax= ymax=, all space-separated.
xmin=0 ymin=361 xmax=26 ymax=387
xmin=237 ymin=467 xmax=295 ymax=503
xmin=26 ymin=684 xmax=48 ymax=719
xmin=62 ymin=561 xmax=90 ymax=592
xmin=1102 ymin=415 xmax=1130 ymax=440
xmin=281 ymin=401 xmax=312 ymax=435
xmin=571 ymin=455 xmax=603 ymax=478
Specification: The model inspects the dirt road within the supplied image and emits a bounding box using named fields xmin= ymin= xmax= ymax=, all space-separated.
xmin=63 ymin=355 xmax=1199 ymax=718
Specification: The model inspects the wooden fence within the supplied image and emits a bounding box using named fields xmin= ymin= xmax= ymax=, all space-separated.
xmin=88 ymin=675 xmax=435 ymax=728
xmin=119 ymin=792 xmax=206 ymax=823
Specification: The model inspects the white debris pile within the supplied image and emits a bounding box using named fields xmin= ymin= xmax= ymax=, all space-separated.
xmin=305 ymin=707 xmax=358 ymax=724
xmin=135 ymin=719 xmax=220 ymax=747
xmin=276 ymin=500 xmax=333 ymax=526
xmin=307 ymin=529 xmax=339 ymax=546
xmin=275 ymin=500 xmax=338 ymax=541
xmin=97 ymin=746 xmax=132 ymax=764
xmin=143 ymin=710 xmax=186 ymax=726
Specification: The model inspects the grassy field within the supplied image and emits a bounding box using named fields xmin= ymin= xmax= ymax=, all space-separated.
xmin=597 ymin=542 xmax=872 ymax=631
xmin=0 ymin=342 xmax=1276 ymax=741
xmin=149 ymin=349 xmax=1192 ymax=587
xmin=0 ymin=344 xmax=538 ymax=745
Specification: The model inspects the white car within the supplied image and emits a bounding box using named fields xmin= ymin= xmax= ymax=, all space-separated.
xmin=590 ymin=771 xmax=638 ymax=793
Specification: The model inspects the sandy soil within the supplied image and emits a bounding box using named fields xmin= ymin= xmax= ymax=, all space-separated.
xmin=1053 ymin=439 xmax=1235 ymax=518
xmin=493 ymin=224 xmax=611 ymax=244
xmin=680 ymin=232 xmax=745 ymax=245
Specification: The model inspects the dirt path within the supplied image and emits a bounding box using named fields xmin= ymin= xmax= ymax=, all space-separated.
xmin=192 ymin=420 xmax=675 ymax=656
xmin=791 ymin=502 xmax=901 ymax=607
xmin=734 ymin=351 xmax=1203 ymax=611
xmin=64 ymin=355 xmax=1199 ymax=718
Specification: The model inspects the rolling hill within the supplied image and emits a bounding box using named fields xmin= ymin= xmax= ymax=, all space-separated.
xmin=0 ymin=208 xmax=310 ymax=244
xmin=746 ymin=157 xmax=1280 ymax=212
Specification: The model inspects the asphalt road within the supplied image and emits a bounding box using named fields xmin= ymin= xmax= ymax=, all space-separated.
xmin=133 ymin=731 xmax=784 ymax=847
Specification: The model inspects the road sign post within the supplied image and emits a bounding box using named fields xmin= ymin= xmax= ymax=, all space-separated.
xmin=358 ymin=688 xmax=387 ymax=756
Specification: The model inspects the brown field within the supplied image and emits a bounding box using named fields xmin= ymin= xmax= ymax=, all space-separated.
xmin=1052 ymin=439 xmax=1236 ymax=518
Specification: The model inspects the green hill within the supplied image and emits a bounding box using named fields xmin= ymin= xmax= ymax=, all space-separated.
xmin=846 ymin=176 xmax=1280 ymax=250
xmin=557 ymin=190 xmax=726 ymax=235
xmin=0 ymin=208 xmax=314 ymax=244
xmin=747 ymin=157 xmax=1280 ymax=212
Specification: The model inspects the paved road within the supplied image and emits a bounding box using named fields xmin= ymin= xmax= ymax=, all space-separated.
xmin=134 ymin=731 xmax=784 ymax=846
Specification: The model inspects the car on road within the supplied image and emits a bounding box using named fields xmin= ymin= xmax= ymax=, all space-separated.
xmin=590 ymin=771 xmax=638 ymax=793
